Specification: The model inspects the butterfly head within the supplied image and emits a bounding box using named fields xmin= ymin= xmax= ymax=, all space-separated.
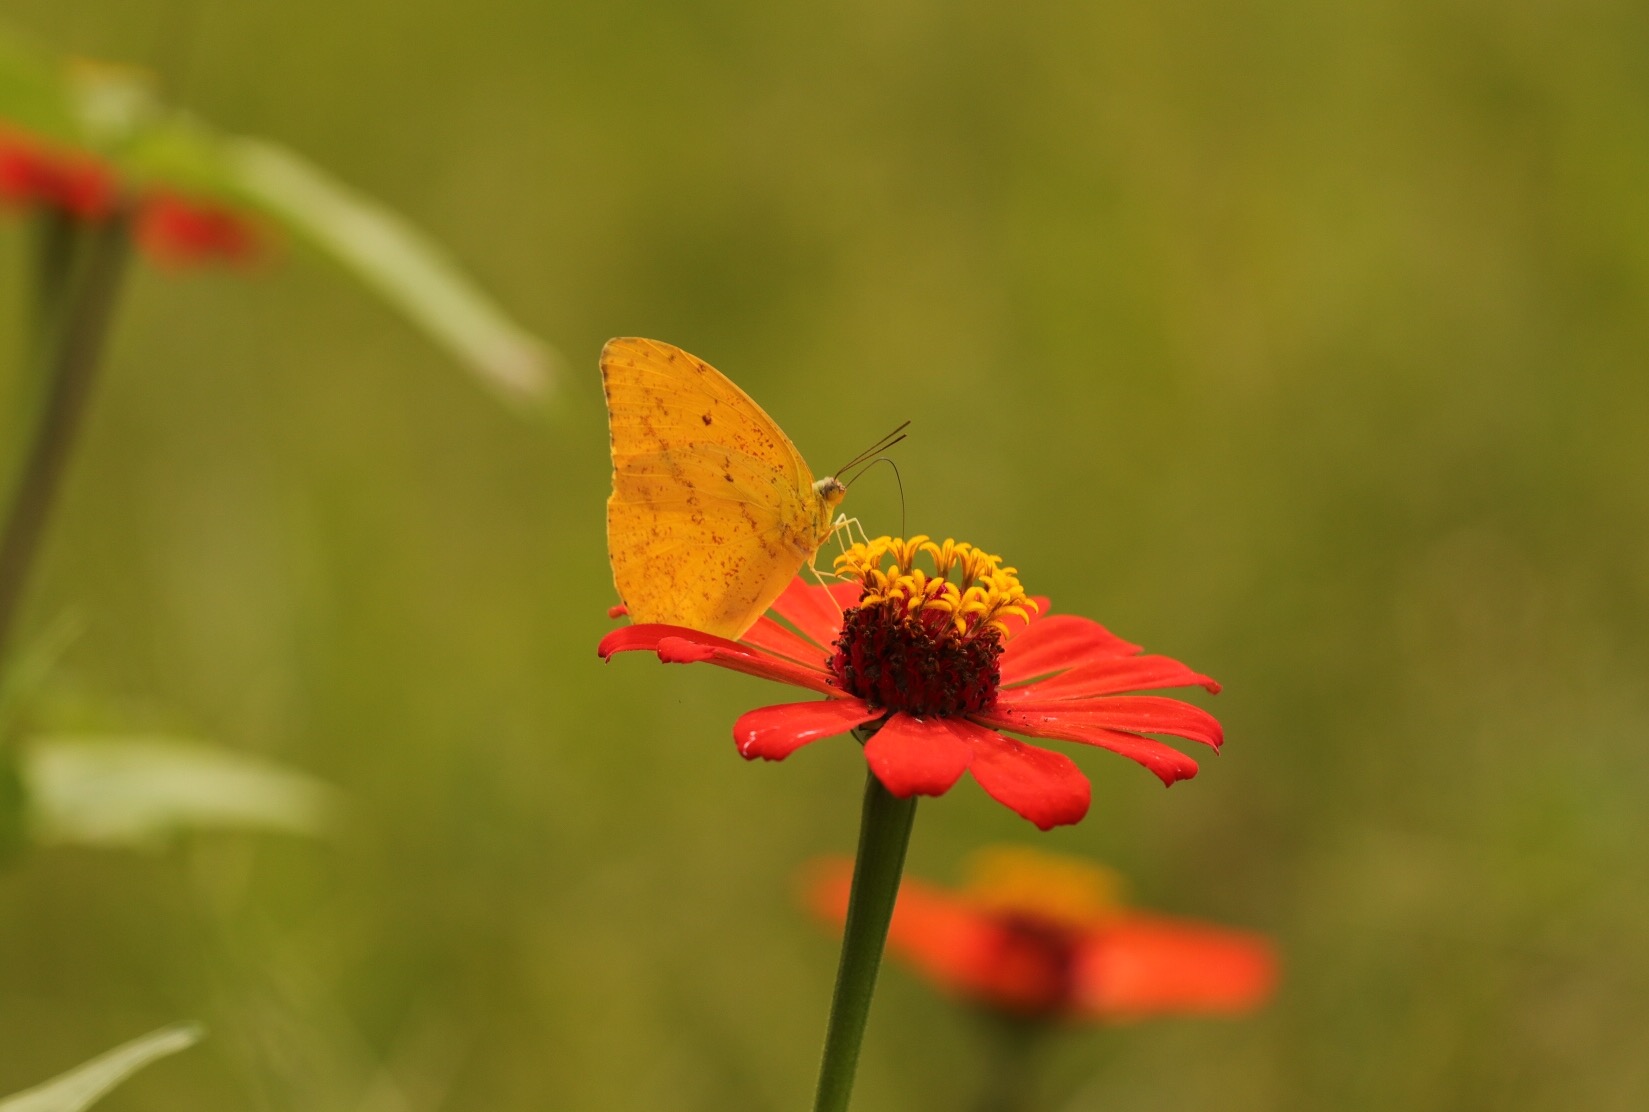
xmin=813 ymin=475 xmax=846 ymax=507
xmin=806 ymin=476 xmax=847 ymax=545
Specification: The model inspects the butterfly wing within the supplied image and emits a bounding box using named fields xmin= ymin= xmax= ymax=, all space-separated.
xmin=602 ymin=337 xmax=832 ymax=639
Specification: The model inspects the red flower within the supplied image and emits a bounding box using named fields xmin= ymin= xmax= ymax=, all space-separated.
xmin=0 ymin=127 xmax=115 ymax=219
xmin=135 ymin=192 xmax=263 ymax=267
xmin=0 ymin=127 xmax=262 ymax=267
xmin=599 ymin=536 xmax=1222 ymax=830
xmin=804 ymin=848 xmax=1277 ymax=1021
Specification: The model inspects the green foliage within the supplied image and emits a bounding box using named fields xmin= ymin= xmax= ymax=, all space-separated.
xmin=0 ymin=24 xmax=555 ymax=407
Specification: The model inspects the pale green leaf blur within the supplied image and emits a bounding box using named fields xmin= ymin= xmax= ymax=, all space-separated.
xmin=0 ymin=1025 xmax=199 ymax=1112
xmin=224 ymin=138 xmax=553 ymax=408
xmin=0 ymin=2 xmax=1646 ymax=1111
xmin=23 ymin=737 xmax=340 ymax=847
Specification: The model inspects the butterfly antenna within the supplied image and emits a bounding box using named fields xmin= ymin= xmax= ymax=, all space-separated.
xmin=833 ymin=420 xmax=910 ymax=479
xmin=841 ymin=436 xmax=907 ymax=488
xmin=845 ymin=457 xmax=906 ymax=537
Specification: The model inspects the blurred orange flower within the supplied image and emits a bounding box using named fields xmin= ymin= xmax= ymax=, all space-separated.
xmin=804 ymin=848 xmax=1277 ymax=1021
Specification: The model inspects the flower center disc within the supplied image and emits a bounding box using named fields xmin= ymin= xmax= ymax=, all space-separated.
xmin=826 ymin=535 xmax=1035 ymax=718
xmin=831 ymin=602 xmax=1002 ymax=716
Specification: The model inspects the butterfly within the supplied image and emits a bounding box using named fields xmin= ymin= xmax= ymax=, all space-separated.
xmin=602 ymin=337 xmax=852 ymax=640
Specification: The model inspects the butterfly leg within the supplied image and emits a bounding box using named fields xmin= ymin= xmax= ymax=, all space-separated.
xmin=830 ymin=513 xmax=871 ymax=550
xmin=803 ymin=557 xmax=850 ymax=620
xmin=801 ymin=516 xmax=871 ymax=620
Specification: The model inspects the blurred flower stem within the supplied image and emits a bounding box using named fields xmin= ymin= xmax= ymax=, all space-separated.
xmin=28 ymin=207 xmax=76 ymax=365
xmin=0 ymin=204 xmax=132 ymax=682
xmin=812 ymin=751 xmax=918 ymax=1112
xmin=972 ymin=1014 xmax=1042 ymax=1112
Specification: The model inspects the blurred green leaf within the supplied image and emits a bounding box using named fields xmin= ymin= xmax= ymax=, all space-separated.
xmin=22 ymin=736 xmax=342 ymax=848
xmin=0 ymin=26 xmax=79 ymax=141
xmin=0 ymin=614 xmax=87 ymax=739
xmin=63 ymin=61 xmax=161 ymax=151
xmin=0 ymin=750 xmax=24 ymax=868
xmin=0 ymin=1024 xmax=200 ymax=1112
xmin=223 ymin=137 xmax=553 ymax=407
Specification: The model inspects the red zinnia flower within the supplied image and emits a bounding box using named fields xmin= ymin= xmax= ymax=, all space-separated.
xmin=0 ymin=127 xmax=115 ymax=220
xmin=135 ymin=192 xmax=263 ymax=267
xmin=805 ymin=847 xmax=1277 ymax=1021
xmin=599 ymin=535 xmax=1222 ymax=830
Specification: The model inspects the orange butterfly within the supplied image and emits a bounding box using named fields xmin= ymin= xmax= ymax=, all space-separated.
xmin=602 ymin=338 xmax=848 ymax=640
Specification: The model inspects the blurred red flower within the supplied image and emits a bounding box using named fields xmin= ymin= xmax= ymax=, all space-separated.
xmin=0 ymin=127 xmax=115 ymax=219
xmin=135 ymin=192 xmax=263 ymax=267
xmin=600 ymin=536 xmax=1222 ymax=830
xmin=2 ymin=126 xmax=263 ymax=268
xmin=805 ymin=848 xmax=1277 ymax=1021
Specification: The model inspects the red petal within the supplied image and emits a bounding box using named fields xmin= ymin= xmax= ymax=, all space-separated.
xmin=135 ymin=193 xmax=263 ymax=267
xmin=1074 ymin=915 xmax=1278 ymax=1019
xmin=597 ymin=624 xmax=674 ymax=659
xmin=0 ymin=134 xmax=115 ymax=220
xmin=803 ymin=856 xmax=1278 ymax=1022
xmin=990 ymin=696 xmax=1223 ymax=751
xmin=960 ymin=723 xmax=1092 ymax=830
xmin=1002 ymin=654 xmax=1221 ymax=699
xmin=735 ymin=699 xmax=881 ymax=760
xmin=741 ymin=615 xmax=833 ymax=668
xmin=998 ymin=615 xmax=1142 ymax=683
xmin=598 ymin=623 xmax=837 ymax=694
xmin=769 ymin=578 xmax=856 ymax=648
xmin=978 ymin=707 xmax=1199 ymax=786
xmin=656 ymin=635 xmax=839 ymax=694
xmin=864 ymin=714 xmax=974 ymax=797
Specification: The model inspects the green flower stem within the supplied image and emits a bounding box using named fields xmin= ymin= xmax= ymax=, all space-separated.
xmin=28 ymin=208 xmax=78 ymax=369
xmin=811 ymin=756 xmax=919 ymax=1112
xmin=972 ymin=1013 xmax=1044 ymax=1112
xmin=0 ymin=208 xmax=133 ymax=676
xmin=5 ymin=211 xmax=78 ymax=532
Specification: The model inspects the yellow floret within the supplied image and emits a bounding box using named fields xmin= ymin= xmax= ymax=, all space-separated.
xmin=833 ymin=535 xmax=1039 ymax=635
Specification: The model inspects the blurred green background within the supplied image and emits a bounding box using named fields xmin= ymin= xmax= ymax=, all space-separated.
xmin=3 ymin=1 xmax=1648 ymax=1108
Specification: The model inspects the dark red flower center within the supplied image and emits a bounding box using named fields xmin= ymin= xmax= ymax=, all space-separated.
xmin=830 ymin=598 xmax=1002 ymax=717
xmin=978 ymin=913 xmax=1081 ymax=1015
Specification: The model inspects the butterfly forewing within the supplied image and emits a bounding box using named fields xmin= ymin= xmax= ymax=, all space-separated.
xmin=602 ymin=338 xmax=814 ymax=487
xmin=602 ymin=337 xmax=835 ymax=640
